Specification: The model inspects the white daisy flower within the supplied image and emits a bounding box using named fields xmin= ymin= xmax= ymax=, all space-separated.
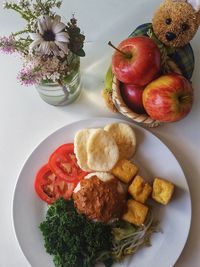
xmin=29 ymin=15 xmax=69 ymax=56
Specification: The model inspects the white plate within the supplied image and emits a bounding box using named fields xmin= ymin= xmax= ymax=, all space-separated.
xmin=13 ymin=118 xmax=191 ymax=267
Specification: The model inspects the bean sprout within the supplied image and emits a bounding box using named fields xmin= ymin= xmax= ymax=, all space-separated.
xmin=111 ymin=209 xmax=161 ymax=261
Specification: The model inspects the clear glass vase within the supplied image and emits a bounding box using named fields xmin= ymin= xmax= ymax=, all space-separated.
xmin=36 ymin=55 xmax=81 ymax=106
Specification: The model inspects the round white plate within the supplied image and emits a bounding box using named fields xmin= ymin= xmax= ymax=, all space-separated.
xmin=13 ymin=118 xmax=191 ymax=267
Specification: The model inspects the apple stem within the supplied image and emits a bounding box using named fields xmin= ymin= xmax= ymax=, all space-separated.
xmin=179 ymin=95 xmax=191 ymax=103
xmin=108 ymin=41 xmax=132 ymax=59
xmin=181 ymin=95 xmax=189 ymax=100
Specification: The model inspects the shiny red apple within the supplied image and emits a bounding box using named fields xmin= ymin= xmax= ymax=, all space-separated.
xmin=121 ymin=83 xmax=146 ymax=114
xmin=110 ymin=36 xmax=161 ymax=86
xmin=143 ymin=74 xmax=193 ymax=122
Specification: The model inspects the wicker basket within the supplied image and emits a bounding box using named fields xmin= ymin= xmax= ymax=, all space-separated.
xmin=104 ymin=23 xmax=194 ymax=127
xmin=111 ymin=58 xmax=182 ymax=128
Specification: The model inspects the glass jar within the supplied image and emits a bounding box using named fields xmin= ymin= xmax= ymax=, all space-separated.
xmin=36 ymin=54 xmax=81 ymax=106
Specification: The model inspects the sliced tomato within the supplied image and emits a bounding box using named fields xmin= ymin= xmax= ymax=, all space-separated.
xmin=48 ymin=143 xmax=87 ymax=182
xmin=34 ymin=164 xmax=76 ymax=204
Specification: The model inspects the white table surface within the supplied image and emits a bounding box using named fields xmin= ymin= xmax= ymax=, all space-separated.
xmin=0 ymin=0 xmax=199 ymax=266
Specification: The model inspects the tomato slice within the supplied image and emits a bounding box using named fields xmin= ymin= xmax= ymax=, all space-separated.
xmin=48 ymin=143 xmax=88 ymax=182
xmin=34 ymin=164 xmax=76 ymax=204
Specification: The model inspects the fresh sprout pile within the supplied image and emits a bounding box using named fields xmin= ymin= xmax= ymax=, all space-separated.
xmin=112 ymin=209 xmax=160 ymax=261
xmin=97 ymin=209 xmax=161 ymax=264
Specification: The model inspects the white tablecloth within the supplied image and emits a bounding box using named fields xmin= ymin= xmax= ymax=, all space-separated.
xmin=0 ymin=0 xmax=199 ymax=266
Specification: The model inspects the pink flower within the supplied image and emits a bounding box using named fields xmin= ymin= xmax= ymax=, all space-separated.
xmin=0 ymin=36 xmax=16 ymax=54
xmin=17 ymin=66 xmax=42 ymax=86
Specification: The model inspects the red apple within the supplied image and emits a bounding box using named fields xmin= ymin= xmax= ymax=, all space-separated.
xmin=110 ymin=36 xmax=161 ymax=86
xmin=121 ymin=83 xmax=146 ymax=114
xmin=143 ymin=74 xmax=193 ymax=122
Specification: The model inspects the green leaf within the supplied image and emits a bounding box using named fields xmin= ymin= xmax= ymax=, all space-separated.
xmin=39 ymin=198 xmax=113 ymax=267
xmin=75 ymin=49 xmax=85 ymax=57
xmin=105 ymin=65 xmax=113 ymax=93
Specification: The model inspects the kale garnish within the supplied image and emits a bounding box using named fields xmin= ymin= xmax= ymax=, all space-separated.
xmin=39 ymin=198 xmax=113 ymax=267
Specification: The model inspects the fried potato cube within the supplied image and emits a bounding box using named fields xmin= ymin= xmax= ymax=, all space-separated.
xmin=122 ymin=199 xmax=149 ymax=226
xmin=111 ymin=159 xmax=139 ymax=183
xmin=128 ymin=175 xmax=152 ymax=203
xmin=152 ymin=177 xmax=175 ymax=205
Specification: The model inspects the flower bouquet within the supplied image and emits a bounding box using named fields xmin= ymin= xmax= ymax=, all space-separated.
xmin=0 ymin=0 xmax=85 ymax=105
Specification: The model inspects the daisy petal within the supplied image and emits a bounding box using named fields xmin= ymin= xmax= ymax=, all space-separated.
xmin=55 ymin=41 xmax=69 ymax=54
xmin=50 ymin=42 xmax=60 ymax=56
xmin=39 ymin=41 xmax=51 ymax=55
xmin=52 ymin=15 xmax=61 ymax=27
xmin=38 ymin=16 xmax=47 ymax=33
xmin=55 ymin=32 xmax=69 ymax=42
xmin=29 ymin=39 xmax=42 ymax=50
xmin=38 ymin=21 xmax=44 ymax=34
xmin=44 ymin=15 xmax=52 ymax=30
xmin=29 ymin=32 xmax=42 ymax=41
xmin=52 ymin=22 xmax=67 ymax=34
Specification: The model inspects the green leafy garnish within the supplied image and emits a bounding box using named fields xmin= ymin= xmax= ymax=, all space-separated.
xmin=40 ymin=199 xmax=160 ymax=267
xmin=39 ymin=198 xmax=113 ymax=267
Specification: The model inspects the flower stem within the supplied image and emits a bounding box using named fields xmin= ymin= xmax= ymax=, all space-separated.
xmin=4 ymin=3 xmax=36 ymax=21
xmin=13 ymin=29 xmax=29 ymax=36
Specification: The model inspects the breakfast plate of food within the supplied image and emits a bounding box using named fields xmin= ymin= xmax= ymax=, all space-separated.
xmin=13 ymin=118 xmax=191 ymax=267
